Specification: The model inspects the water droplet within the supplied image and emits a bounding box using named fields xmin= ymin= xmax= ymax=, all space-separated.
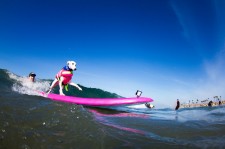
xmin=57 ymin=139 xmax=63 ymax=143
xmin=22 ymin=136 xmax=27 ymax=140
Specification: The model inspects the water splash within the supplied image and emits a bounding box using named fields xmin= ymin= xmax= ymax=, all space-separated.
xmin=7 ymin=71 xmax=51 ymax=96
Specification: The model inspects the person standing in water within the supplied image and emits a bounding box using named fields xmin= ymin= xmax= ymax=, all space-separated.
xmin=208 ymin=100 xmax=213 ymax=107
xmin=175 ymin=99 xmax=180 ymax=110
xmin=28 ymin=72 xmax=36 ymax=82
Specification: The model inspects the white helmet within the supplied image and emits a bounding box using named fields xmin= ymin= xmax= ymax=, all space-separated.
xmin=67 ymin=61 xmax=76 ymax=70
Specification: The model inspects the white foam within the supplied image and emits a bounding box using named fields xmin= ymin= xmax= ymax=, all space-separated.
xmin=126 ymin=104 xmax=148 ymax=109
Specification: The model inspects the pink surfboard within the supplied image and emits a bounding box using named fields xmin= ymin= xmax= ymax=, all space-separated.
xmin=39 ymin=92 xmax=153 ymax=106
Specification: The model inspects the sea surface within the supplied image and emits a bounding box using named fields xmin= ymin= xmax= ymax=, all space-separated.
xmin=0 ymin=69 xmax=225 ymax=149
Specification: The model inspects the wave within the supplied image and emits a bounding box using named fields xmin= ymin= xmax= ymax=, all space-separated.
xmin=0 ymin=68 xmax=121 ymax=98
xmin=1 ymin=68 xmax=225 ymax=148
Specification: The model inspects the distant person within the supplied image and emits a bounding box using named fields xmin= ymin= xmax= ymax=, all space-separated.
xmin=145 ymin=102 xmax=154 ymax=109
xmin=28 ymin=72 xmax=36 ymax=82
xmin=175 ymin=99 xmax=180 ymax=110
xmin=47 ymin=61 xmax=82 ymax=95
xmin=219 ymin=100 xmax=221 ymax=105
xmin=208 ymin=100 xmax=213 ymax=107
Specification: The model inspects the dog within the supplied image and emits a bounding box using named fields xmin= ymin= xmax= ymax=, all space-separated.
xmin=47 ymin=61 xmax=82 ymax=95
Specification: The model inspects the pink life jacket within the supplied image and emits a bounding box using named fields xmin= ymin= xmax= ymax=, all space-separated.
xmin=56 ymin=69 xmax=73 ymax=85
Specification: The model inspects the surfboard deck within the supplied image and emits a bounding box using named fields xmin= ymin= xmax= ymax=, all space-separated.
xmin=39 ymin=92 xmax=153 ymax=106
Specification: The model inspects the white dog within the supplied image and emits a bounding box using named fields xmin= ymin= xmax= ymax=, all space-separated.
xmin=47 ymin=61 xmax=82 ymax=95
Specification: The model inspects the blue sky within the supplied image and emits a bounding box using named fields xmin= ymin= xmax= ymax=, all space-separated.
xmin=1 ymin=0 xmax=225 ymax=107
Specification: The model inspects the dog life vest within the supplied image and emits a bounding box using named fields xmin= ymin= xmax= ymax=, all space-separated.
xmin=56 ymin=69 xmax=73 ymax=85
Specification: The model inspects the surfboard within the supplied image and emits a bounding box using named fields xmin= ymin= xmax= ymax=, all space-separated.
xmin=39 ymin=92 xmax=153 ymax=106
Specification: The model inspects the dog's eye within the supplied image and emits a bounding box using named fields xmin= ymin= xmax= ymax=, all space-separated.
xmin=72 ymin=63 xmax=74 ymax=65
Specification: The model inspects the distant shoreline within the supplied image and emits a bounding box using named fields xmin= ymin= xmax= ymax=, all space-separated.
xmin=180 ymin=100 xmax=225 ymax=108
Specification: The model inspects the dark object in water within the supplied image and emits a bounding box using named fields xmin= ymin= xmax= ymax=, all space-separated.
xmin=175 ymin=99 xmax=180 ymax=110
xmin=145 ymin=102 xmax=154 ymax=108
xmin=208 ymin=101 xmax=213 ymax=107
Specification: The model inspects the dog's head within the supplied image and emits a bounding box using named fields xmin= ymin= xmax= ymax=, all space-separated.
xmin=67 ymin=61 xmax=77 ymax=71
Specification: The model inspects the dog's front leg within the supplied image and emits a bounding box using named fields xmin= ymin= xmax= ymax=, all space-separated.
xmin=59 ymin=77 xmax=65 ymax=96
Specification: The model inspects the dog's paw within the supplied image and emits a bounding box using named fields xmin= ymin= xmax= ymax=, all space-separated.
xmin=59 ymin=91 xmax=65 ymax=96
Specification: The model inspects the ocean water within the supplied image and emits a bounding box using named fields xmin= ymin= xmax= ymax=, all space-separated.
xmin=0 ymin=69 xmax=225 ymax=149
